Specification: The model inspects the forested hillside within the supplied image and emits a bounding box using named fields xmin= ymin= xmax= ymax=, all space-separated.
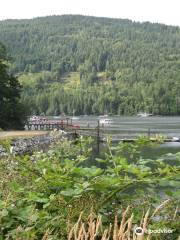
xmin=0 ymin=15 xmax=180 ymax=115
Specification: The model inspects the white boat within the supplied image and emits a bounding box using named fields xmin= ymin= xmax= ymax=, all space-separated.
xmin=137 ymin=112 xmax=153 ymax=117
xmin=29 ymin=115 xmax=47 ymax=122
xmin=172 ymin=137 xmax=180 ymax=142
xmin=29 ymin=115 xmax=40 ymax=121
xmin=72 ymin=116 xmax=80 ymax=120
xmin=99 ymin=114 xmax=108 ymax=118
xmin=99 ymin=118 xmax=113 ymax=125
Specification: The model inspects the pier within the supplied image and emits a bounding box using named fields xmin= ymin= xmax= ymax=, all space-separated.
xmin=26 ymin=118 xmax=80 ymax=131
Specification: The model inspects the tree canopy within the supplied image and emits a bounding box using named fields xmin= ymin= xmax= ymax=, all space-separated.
xmin=0 ymin=43 xmax=27 ymax=129
xmin=0 ymin=15 xmax=180 ymax=115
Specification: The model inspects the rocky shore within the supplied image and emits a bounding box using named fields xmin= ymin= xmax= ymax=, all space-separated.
xmin=0 ymin=130 xmax=76 ymax=156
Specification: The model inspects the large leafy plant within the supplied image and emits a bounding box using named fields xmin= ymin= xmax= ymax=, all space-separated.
xmin=0 ymin=137 xmax=179 ymax=239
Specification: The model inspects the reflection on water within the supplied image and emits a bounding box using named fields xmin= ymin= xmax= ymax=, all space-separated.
xmin=75 ymin=116 xmax=180 ymax=159
xmin=141 ymin=142 xmax=180 ymax=159
xmin=53 ymin=115 xmax=180 ymax=158
xmin=75 ymin=115 xmax=180 ymax=137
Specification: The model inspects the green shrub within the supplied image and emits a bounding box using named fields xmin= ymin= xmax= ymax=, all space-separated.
xmin=0 ymin=137 xmax=179 ymax=239
xmin=0 ymin=139 xmax=11 ymax=152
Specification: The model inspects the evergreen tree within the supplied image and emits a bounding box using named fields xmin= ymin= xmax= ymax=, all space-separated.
xmin=0 ymin=43 xmax=27 ymax=130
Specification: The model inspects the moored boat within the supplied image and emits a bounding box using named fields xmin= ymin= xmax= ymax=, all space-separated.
xmin=137 ymin=112 xmax=153 ymax=117
xmin=99 ymin=118 xmax=113 ymax=125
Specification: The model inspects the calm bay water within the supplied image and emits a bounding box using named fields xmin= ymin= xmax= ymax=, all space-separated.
xmin=70 ymin=115 xmax=180 ymax=159
xmin=72 ymin=115 xmax=180 ymax=137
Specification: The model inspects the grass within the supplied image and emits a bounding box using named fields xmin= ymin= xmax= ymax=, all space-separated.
xmin=20 ymin=71 xmax=81 ymax=91
xmin=19 ymin=71 xmax=52 ymax=85
xmin=0 ymin=130 xmax=48 ymax=140
xmin=19 ymin=71 xmax=113 ymax=94
xmin=67 ymin=200 xmax=178 ymax=240
xmin=64 ymin=72 xmax=80 ymax=90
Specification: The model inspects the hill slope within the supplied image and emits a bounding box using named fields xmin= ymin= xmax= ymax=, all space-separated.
xmin=0 ymin=15 xmax=180 ymax=115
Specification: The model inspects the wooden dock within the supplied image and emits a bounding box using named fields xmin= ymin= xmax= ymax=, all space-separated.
xmin=26 ymin=118 xmax=80 ymax=131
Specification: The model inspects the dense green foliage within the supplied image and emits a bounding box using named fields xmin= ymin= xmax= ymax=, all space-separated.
xmin=0 ymin=43 xmax=27 ymax=129
xmin=0 ymin=137 xmax=179 ymax=239
xmin=0 ymin=15 xmax=180 ymax=115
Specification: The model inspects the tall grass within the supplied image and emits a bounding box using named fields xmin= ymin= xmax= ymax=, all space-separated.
xmin=67 ymin=200 xmax=178 ymax=240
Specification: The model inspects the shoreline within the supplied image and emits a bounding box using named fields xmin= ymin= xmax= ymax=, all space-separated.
xmin=0 ymin=130 xmax=75 ymax=156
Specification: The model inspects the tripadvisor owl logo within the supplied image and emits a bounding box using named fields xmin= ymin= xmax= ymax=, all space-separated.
xmin=134 ymin=226 xmax=173 ymax=235
xmin=134 ymin=227 xmax=144 ymax=236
